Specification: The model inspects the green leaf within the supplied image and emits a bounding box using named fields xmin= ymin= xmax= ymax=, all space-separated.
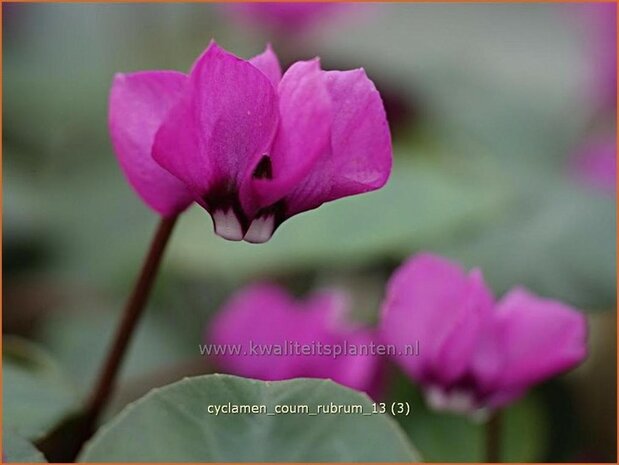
xmin=37 ymin=308 xmax=193 ymax=396
xmin=3 ymin=430 xmax=47 ymax=463
xmin=80 ymin=374 xmax=419 ymax=462
xmin=2 ymin=338 xmax=78 ymax=441
xmin=168 ymin=156 xmax=507 ymax=280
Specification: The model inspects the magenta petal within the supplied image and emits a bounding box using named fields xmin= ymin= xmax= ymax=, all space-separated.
xmin=380 ymin=253 xmax=493 ymax=385
xmin=153 ymin=42 xmax=279 ymax=215
xmin=467 ymin=317 xmax=505 ymax=400
xmin=109 ymin=71 xmax=194 ymax=217
xmin=208 ymin=284 xmax=305 ymax=380
xmin=247 ymin=59 xmax=333 ymax=213
xmin=322 ymin=68 xmax=392 ymax=201
xmin=207 ymin=284 xmax=380 ymax=394
xmin=272 ymin=67 xmax=392 ymax=218
xmin=583 ymin=3 xmax=617 ymax=109
xmin=432 ymin=268 xmax=494 ymax=383
xmin=226 ymin=3 xmax=343 ymax=34
xmin=249 ymin=44 xmax=282 ymax=88
xmin=489 ymin=288 xmax=587 ymax=405
xmin=304 ymin=290 xmax=382 ymax=393
xmin=570 ymin=135 xmax=617 ymax=192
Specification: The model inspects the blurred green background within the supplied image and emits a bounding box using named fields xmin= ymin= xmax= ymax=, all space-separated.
xmin=3 ymin=3 xmax=616 ymax=462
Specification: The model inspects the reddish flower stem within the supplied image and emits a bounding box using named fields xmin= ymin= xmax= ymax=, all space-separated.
xmin=485 ymin=410 xmax=502 ymax=462
xmin=81 ymin=215 xmax=178 ymax=443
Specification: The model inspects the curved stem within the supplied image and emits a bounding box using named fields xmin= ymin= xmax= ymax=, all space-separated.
xmin=36 ymin=216 xmax=178 ymax=462
xmin=83 ymin=215 xmax=178 ymax=438
xmin=485 ymin=410 xmax=502 ymax=462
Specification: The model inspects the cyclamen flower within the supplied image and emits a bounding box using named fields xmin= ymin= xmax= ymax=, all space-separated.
xmin=207 ymin=283 xmax=381 ymax=395
xmin=580 ymin=2 xmax=617 ymax=110
xmin=109 ymin=41 xmax=391 ymax=243
xmin=380 ymin=253 xmax=587 ymax=414
xmin=224 ymin=3 xmax=344 ymax=35
xmin=570 ymin=135 xmax=617 ymax=193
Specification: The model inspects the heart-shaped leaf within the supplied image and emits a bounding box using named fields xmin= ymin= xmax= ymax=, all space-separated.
xmin=81 ymin=374 xmax=419 ymax=462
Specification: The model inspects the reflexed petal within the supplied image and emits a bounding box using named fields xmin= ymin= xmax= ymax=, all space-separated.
xmin=380 ymin=253 xmax=493 ymax=384
xmin=249 ymin=44 xmax=282 ymax=88
xmin=273 ymin=67 xmax=392 ymax=218
xmin=211 ymin=209 xmax=244 ymax=241
xmin=322 ymin=68 xmax=392 ymax=201
xmin=243 ymin=213 xmax=276 ymax=244
xmin=247 ymin=59 xmax=332 ymax=215
xmin=108 ymin=71 xmax=194 ymax=217
xmin=153 ymin=41 xmax=279 ymax=217
xmin=490 ymin=288 xmax=587 ymax=401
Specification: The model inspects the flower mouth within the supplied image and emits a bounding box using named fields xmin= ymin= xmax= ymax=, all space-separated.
xmin=252 ymin=154 xmax=273 ymax=180
xmin=209 ymin=199 xmax=281 ymax=244
xmin=243 ymin=155 xmax=283 ymax=243
xmin=244 ymin=213 xmax=276 ymax=244
xmin=211 ymin=205 xmax=283 ymax=244
xmin=425 ymin=385 xmax=478 ymax=414
xmin=212 ymin=208 xmax=245 ymax=241
xmin=204 ymin=186 xmax=248 ymax=242
xmin=206 ymin=158 xmax=284 ymax=243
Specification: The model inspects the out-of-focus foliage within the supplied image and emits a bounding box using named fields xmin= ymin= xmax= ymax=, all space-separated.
xmin=3 ymin=3 xmax=615 ymax=461
xmin=443 ymin=180 xmax=615 ymax=310
xmin=2 ymin=338 xmax=77 ymax=440
xmin=3 ymin=430 xmax=47 ymax=463
xmin=36 ymin=306 xmax=194 ymax=396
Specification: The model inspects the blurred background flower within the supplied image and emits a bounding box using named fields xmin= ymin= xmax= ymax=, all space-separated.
xmin=3 ymin=3 xmax=616 ymax=462
xmin=566 ymin=2 xmax=617 ymax=197
xmin=207 ymin=283 xmax=382 ymax=396
xmin=575 ymin=2 xmax=616 ymax=112
xmin=222 ymin=2 xmax=346 ymax=36
xmin=570 ymin=134 xmax=616 ymax=193
xmin=380 ymin=253 xmax=587 ymax=414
